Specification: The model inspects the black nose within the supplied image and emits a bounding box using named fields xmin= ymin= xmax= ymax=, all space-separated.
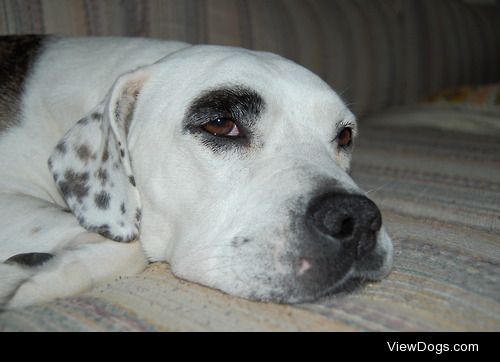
xmin=306 ymin=193 xmax=382 ymax=259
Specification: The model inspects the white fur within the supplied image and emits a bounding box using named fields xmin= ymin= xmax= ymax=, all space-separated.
xmin=0 ymin=37 xmax=393 ymax=308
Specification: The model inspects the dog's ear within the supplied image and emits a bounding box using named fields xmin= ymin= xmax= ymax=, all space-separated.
xmin=48 ymin=69 xmax=149 ymax=242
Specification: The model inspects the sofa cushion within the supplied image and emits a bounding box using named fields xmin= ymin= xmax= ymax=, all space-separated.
xmin=362 ymin=83 xmax=500 ymax=135
xmin=1 ymin=121 xmax=498 ymax=331
xmin=362 ymin=107 xmax=500 ymax=136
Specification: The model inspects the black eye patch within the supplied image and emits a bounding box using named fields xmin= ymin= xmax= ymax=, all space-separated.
xmin=184 ymin=86 xmax=265 ymax=150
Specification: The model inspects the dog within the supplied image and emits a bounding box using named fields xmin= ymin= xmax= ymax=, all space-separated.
xmin=0 ymin=35 xmax=393 ymax=309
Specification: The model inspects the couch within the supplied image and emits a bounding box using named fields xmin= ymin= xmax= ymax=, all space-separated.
xmin=0 ymin=0 xmax=499 ymax=331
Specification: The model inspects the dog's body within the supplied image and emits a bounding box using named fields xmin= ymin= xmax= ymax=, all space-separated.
xmin=0 ymin=36 xmax=392 ymax=309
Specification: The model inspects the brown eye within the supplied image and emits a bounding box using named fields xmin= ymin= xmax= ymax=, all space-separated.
xmin=337 ymin=127 xmax=352 ymax=148
xmin=201 ymin=118 xmax=241 ymax=137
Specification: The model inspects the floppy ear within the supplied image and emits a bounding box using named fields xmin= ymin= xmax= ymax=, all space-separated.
xmin=48 ymin=69 xmax=149 ymax=242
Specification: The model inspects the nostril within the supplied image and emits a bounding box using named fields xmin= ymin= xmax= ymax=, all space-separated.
xmin=316 ymin=210 xmax=355 ymax=240
xmin=337 ymin=217 xmax=354 ymax=239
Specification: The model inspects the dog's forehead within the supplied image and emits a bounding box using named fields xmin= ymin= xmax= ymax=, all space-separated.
xmin=154 ymin=45 xmax=332 ymax=96
xmin=152 ymin=45 xmax=353 ymax=128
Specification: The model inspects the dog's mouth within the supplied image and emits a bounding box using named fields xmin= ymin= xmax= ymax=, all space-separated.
xmin=168 ymin=188 xmax=393 ymax=304
xmin=282 ymin=258 xmax=390 ymax=304
xmin=234 ymin=244 xmax=392 ymax=304
xmin=240 ymin=271 xmax=370 ymax=304
xmin=281 ymin=191 xmax=393 ymax=302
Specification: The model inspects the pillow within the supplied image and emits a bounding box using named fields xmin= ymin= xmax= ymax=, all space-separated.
xmin=362 ymin=83 xmax=500 ymax=135
xmin=424 ymin=83 xmax=500 ymax=114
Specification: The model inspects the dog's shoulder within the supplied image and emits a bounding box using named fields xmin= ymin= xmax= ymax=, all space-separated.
xmin=0 ymin=35 xmax=49 ymax=133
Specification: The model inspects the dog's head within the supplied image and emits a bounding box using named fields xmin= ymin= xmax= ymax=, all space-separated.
xmin=49 ymin=45 xmax=393 ymax=303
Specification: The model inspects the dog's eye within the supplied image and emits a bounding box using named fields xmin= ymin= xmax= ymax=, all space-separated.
xmin=201 ymin=118 xmax=241 ymax=137
xmin=337 ymin=127 xmax=352 ymax=148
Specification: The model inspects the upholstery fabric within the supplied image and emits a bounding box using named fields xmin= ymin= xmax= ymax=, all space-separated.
xmin=360 ymin=106 xmax=500 ymax=136
xmin=1 ymin=0 xmax=499 ymax=117
xmin=1 ymin=120 xmax=498 ymax=332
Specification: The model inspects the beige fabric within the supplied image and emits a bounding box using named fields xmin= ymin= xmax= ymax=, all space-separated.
xmin=363 ymin=106 xmax=500 ymax=135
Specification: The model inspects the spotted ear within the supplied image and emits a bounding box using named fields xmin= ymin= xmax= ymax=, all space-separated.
xmin=48 ymin=69 xmax=149 ymax=242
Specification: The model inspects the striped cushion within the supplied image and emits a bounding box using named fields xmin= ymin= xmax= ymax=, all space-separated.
xmin=1 ymin=0 xmax=499 ymax=117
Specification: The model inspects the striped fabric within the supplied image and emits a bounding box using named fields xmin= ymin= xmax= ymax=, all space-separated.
xmin=0 ymin=122 xmax=498 ymax=332
xmin=1 ymin=0 xmax=499 ymax=117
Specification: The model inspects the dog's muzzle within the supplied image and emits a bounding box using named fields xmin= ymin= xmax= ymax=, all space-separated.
xmin=281 ymin=191 xmax=387 ymax=301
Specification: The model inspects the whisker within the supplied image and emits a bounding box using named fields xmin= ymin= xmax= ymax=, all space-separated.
xmin=365 ymin=179 xmax=395 ymax=196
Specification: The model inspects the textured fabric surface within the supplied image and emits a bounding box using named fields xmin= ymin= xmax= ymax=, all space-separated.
xmin=1 ymin=0 xmax=499 ymax=117
xmin=1 ymin=118 xmax=498 ymax=332
xmin=361 ymin=105 xmax=500 ymax=135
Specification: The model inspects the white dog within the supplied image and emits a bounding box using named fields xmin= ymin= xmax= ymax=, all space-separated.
xmin=0 ymin=36 xmax=393 ymax=309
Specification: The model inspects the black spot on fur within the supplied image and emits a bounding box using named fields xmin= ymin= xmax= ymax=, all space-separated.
xmin=47 ymin=158 xmax=53 ymax=170
xmin=120 ymin=202 xmax=126 ymax=215
xmin=91 ymin=224 xmax=131 ymax=243
xmin=58 ymin=170 xmax=90 ymax=202
xmin=96 ymin=168 xmax=108 ymax=186
xmin=231 ymin=237 xmax=251 ymax=247
xmin=76 ymin=143 xmax=92 ymax=161
xmin=102 ymin=142 xmax=110 ymax=162
xmin=91 ymin=112 xmax=101 ymax=121
xmin=120 ymin=149 xmax=125 ymax=158
xmin=129 ymin=176 xmax=136 ymax=187
xmin=5 ymin=252 xmax=54 ymax=267
xmin=94 ymin=191 xmax=111 ymax=210
xmin=56 ymin=140 xmax=67 ymax=154
xmin=135 ymin=208 xmax=142 ymax=222
xmin=93 ymin=224 xmax=114 ymax=240
xmin=77 ymin=117 xmax=89 ymax=126
xmin=31 ymin=226 xmax=42 ymax=234
xmin=184 ymin=86 xmax=265 ymax=151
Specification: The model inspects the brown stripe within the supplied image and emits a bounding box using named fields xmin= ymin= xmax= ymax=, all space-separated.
xmin=0 ymin=35 xmax=47 ymax=133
